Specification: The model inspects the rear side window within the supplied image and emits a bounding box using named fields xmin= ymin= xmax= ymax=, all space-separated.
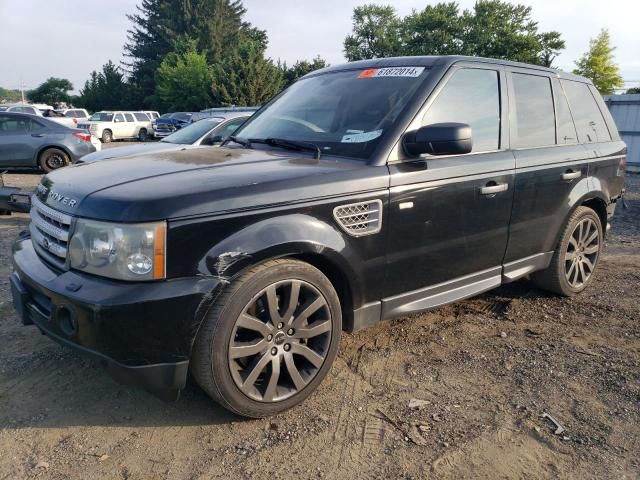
xmin=561 ymin=80 xmax=611 ymax=143
xmin=124 ymin=113 xmax=135 ymax=122
xmin=553 ymin=79 xmax=578 ymax=144
xmin=114 ymin=113 xmax=124 ymax=123
xmin=511 ymin=73 xmax=555 ymax=148
xmin=134 ymin=113 xmax=149 ymax=121
xmin=422 ymin=68 xmax=500 ymax=152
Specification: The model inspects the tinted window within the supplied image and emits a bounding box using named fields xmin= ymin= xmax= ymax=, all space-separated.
xmin=134 ymin=112 xmax=149 ymax=121
xmin=422 ymin=68 xmax=500 ymax=152
xmin=235 ymin=68 xmax=429 ymax=160
xmin=114 ymin=113 xmax=124 ymax=123
xmin=561 ymin=80 xmax=611 ymax=143
xmin=124 ymin=113 xmax=134 ymax=122
xmin=553 ymin=80 xmax=578 ymax=144
xmin=511 ymin=73 xmax=555 ymax=148
xmin=89 ymin=112 xmax=114 ymax=122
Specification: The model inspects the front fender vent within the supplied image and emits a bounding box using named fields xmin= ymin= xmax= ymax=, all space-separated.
xmin=333 ymin=199 xmax=383 ymax=237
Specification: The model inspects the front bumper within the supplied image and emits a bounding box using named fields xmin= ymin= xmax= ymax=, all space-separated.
xmin=11 ymin=236 xmax=221 ymax=400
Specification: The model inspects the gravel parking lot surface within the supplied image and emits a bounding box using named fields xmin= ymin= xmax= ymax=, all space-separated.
xmin=0 ymin=156 xmax=638 ymax=479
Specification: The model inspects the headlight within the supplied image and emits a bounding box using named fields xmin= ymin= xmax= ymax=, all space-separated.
xmin=68 ymin=219 xmax=166 ymax=281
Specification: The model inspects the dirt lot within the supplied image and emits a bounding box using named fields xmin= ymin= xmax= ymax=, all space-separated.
xmin=0 ymin=157 xmax=638 ymax=479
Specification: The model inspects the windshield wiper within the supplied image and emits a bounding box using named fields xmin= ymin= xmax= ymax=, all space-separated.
xmin=249 ymin=138 xmax=321 ymax=159
xmin=226 ymin=136 xmax=252 ymax=148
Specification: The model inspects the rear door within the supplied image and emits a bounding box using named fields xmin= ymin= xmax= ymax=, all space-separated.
xmin=383 ymin=65 xmax=515 ymax=316
xmin=0 ymin=115 xmax=46 ymax=166
xmin=562 ymin=80 xmax=625 ymax=201
xmin=503 ymin=70 xmax=591 ymax=270
xmin=124 ymin=113 xmax=137 ymax=137
xmin=112 ymin=113 xmax=126 ymax=139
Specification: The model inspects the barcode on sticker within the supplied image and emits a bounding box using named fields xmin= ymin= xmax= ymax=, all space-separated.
xmin=358 ymin=67 xmax=425 ymax=78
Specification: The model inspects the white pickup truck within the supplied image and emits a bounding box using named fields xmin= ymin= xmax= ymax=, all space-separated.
xmin=77 ymin=111 xmax=153 ymax=142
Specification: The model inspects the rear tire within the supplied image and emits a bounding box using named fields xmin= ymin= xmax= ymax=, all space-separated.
xmin=101 ymin=129 xmax=113 ymax=143
xmin=38 ymin=148 xmax=70 ymax=173
xmin=138 ymin=128 xmax=148 ymax=142
xmin=531 ymin=206 xmax=603 ymax=296
xmin=191 ymin=259 xmax=342 ymax=418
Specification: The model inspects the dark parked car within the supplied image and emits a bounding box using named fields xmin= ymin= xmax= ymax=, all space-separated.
xmin=11 ymin=56 xmax=625 ymax=418
xmin=78 ymin=113 xmax=252 ymax=163
xmin=0 ymin=112 xmax=96 ymax=172
xmin=152 ymin=112 xmax=196 ymax=138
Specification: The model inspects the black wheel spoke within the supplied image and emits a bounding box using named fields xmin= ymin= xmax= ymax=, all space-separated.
xmin=229 ymin=279 xmax=331 ymax=402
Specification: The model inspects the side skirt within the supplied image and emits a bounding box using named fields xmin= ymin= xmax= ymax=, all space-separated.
xmin=348 ymin=252 xmax=554 ymax=332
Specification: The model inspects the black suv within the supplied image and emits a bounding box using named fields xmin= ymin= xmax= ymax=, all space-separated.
xmin=10 ymin=56 xmax=625 ymax=417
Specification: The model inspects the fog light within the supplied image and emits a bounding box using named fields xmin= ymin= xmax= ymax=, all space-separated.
xmin=127 ymin=253 xmax=152 ymax=275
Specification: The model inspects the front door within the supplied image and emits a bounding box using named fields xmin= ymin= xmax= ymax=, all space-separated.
xmin=383 ymin=65 xmax=514 ymax=318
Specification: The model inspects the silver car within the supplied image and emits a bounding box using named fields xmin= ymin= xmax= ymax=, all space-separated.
xmin=77 ymin=113 xmax=252 ymax=163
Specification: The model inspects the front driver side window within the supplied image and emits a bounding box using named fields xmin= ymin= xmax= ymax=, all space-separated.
xmin=422 ymin=68 xmax=500 ymax=152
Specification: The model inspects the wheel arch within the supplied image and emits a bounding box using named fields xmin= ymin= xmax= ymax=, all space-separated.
xmin=187 ymin=214 xmax=366 ymax=341
xmin=554 ymin=191 xmax=608 ymax=248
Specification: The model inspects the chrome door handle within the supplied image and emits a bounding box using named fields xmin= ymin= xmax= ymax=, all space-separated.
xmin=562 ymin=170 xmax=581 ymax=181
xmin=480 ymin=183 xmax=508 ymax=195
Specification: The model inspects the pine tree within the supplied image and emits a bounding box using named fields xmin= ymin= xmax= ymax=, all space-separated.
xmin=573 ymin=29 xmax=623 ymax=95
xmin=124 ymin=0 xmax=265 ymax=107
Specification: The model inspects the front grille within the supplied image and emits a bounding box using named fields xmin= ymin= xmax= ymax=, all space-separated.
xmin=30 ymin=195 xmax=72 ymax=260
xmin=333 ymin=199 xmax=383 ymax=237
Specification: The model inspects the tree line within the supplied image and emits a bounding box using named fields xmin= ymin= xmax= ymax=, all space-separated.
xmin=5 ymin=0 xmax=628 ymax=110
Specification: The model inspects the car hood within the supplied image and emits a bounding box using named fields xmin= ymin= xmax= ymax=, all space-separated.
xmin=38 ymin=147 xmax=386 ymax=222
xmin=79 ymin=142 xmax=188 ymax=162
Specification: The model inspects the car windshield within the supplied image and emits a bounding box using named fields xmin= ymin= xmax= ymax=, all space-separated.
xmin=0 ymin=106 xmax=8 ymax=111
xmin=161 ymin=117 xmax=224 ymax=144
xmin=170 ymin=112 xmax=193 ymax=122
xmin=232 ymin=67 xmax=429 ymax=159
xmin=89 ymin=112 xmax=114 ymax=122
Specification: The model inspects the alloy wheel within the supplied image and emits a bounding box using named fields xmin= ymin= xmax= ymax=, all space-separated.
xmin=228 ymin=279 xmax=332 ymax=403
xmin=564 ymin=217 xmax=600 ymax=288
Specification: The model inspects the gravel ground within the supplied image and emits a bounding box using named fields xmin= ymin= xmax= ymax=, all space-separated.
xmin=0 ymin=156 xmax=638 ymax=479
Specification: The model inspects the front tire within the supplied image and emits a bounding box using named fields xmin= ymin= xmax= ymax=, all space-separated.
xmin=38 ymin=148 xmax=70 ymax=173
xmin=191 ymin=259 xmax=341 ymax=418
xmin=531 ymin=206 xmax=603 ymax=296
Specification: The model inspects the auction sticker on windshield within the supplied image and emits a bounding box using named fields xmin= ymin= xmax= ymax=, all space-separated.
xmin=358 ymin=67 xmax=425 ymax=78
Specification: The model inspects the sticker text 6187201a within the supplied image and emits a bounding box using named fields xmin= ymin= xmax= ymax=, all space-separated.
xmin=358 ymin=67 xmax=425 ymax=79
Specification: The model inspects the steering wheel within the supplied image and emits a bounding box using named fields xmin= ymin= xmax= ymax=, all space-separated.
xmin=272 ymin=115 xmax=325 ymax=133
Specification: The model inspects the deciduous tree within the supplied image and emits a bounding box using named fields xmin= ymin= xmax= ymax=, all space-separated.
xmin=156 ymin=46 xmax=213 ymax=111
xmin=28 ymin=78 xmax=73 ymax=107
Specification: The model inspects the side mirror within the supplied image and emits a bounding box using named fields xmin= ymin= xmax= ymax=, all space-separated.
xmin=403 ymin=122 xmax=472 ymax=157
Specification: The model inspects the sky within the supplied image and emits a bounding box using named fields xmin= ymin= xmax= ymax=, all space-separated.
xmin=0 ymin=0 xmax=638 ymax=93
